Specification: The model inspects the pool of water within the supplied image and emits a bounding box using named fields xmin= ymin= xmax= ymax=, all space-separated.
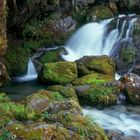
xmin=0 ymin=80 xmax=47 ymax=101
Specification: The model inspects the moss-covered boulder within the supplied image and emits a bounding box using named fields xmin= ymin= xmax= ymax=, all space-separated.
xmin=73 ymin=73 xmax=114 ymax=86
xmin=76 ymin=55 xmax=116 ymax=77
xmin=38 ymin=62 xmax=78 ymax=84
xmin=47 ymin=84 xmax=79 ymax=102
xmin=77 ymin=84 xmax=118 ymax=107
xmin=38 ymin=48 xmax=64 ymax=65
xmin=87 ymin=5 xmax=113 ymax=21
xmin=25 ymin=90 xmax=66 ymax=112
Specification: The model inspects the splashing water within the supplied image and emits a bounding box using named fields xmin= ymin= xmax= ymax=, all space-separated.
xmin=83 ymin=105 xmax=140 ymax=137
xmin=62 ymin=16 xmax=137 ymax=61
xmin=14 ymin=58 xmax=38 ymax=82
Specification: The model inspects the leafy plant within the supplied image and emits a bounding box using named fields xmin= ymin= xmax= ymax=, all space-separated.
xmin=0 ymin=129 xmax=15 ymax=140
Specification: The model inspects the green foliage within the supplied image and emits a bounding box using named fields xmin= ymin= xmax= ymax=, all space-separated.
xmin=86 ymin=85 xmax=117 ymax=106
xmin=42 ymin=111 xmax=49 ymax=119
xmin=72 ymin=9 xmax=87 ymax=26
xmin=0 ymin=129 xmax=15 ymax=140
xmin=0 ymin=93 xmax=10 ymax=102
xmin=50 ymin=92 xmax=65 ymax=101
xmin=5 ymin=41 xmax=30 ymax=76
xmin=121 ymin=46 xmax=136 ymax=63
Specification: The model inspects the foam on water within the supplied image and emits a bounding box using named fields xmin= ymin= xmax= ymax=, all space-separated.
xmin=14 ymin=58 xmax=38 ymax=82
xmin=62 ymin=16 xmax=137 ymax=61
xmin=83 ymin=105 xmax=140 ymax=136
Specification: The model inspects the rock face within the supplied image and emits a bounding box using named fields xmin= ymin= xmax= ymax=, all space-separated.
xmin=76 ymin=55 xmax=116 ymax=77
xmin=39 ymin=62 xmax=78 ymax=84
xmin=0 ymin=0 xmax=8 ymax=86
xmin=87 ymin=5 xmax=113 ymax=21
xmin=120 ymin=73 xmax=140 ymax=104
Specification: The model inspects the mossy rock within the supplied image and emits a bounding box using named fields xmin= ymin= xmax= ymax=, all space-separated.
xmin=0 ymin=109 xmax=14 ymax=128
xmin=0 ymin=101 xmax=36 ymax=121
xmin=87 ymin=5 xmax=113 ymax=21
xmin=38 ymin=62 xmax=78 ymax=84
xmin=43 ymin=109 xmax=108 ymax=140
xmin=5 ymin=40 xmax=30 ymax=77
xmin=0 ymin=92 xmax=10 ymax=102
xmin=42 ymin=99 xmax=81 ymax=115
xmin=25 ymin=90 xmax=66 ymax=112
xmin=77 ymin=84 xmax=118 ymax=107
xmin=6 ymin=122 xmax=87 ymax=140
xmin=73 ymin=73 xmax=114 ymax=86
xmin=76 ymin=55 xmax=116 ymax=77
xmin=39 ymin=48 xmax=64 ymax=64
xmin=47 ymin=84 xmax=79 ymax=102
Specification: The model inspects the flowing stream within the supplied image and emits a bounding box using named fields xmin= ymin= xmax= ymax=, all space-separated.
xmin=83 ymin=105 xmax=140 ymax=138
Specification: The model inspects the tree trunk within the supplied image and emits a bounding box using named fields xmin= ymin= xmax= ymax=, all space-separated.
xmin=0 ymin=0 xmax=8 ymax=86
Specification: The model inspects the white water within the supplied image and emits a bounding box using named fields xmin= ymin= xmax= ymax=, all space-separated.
xmin=62 ymin=16 xmax=137 ymax=61
xmin=83 ymin=105 xmax=140 ymax=136
xmin=15 ymin=58 xmax=38 ymax=82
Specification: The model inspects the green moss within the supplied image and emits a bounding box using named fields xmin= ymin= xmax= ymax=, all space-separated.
xmin=5 ymin=40 xmax=30 ymax=76
xmin=87 ymin=5 xmax=113 ymax=21
xmin=49 ymin=92 xmax=65 ymax=101
xmin=73 ymin=73 xmax=114 ymax=85
xmin=78 ymin=85 xmax=118 ymax=107
xmin=0 ymin=92 xmax=10 ymax=102
xmin=39 ymin=62 xmax=78 ymax=84
xmin=0 ymin=128 xmax=15 ymax=140
xmin=121 ymin=46 xmax=136 ymax=63
xmin=47 ymin=85 xmax=78 ymax=102
xmin=39 ymin=48 xmax=63 ymax=64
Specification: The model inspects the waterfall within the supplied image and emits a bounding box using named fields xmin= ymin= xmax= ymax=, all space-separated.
xmin=62 ymin=16 xmax=137 ymax=61
xmin=14 ymin=58 xmax=38 ymax=82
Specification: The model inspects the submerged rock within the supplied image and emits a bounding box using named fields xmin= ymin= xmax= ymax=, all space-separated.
xmin=38 ymin=62 xmax=78 ymax=84
xmin=76 ymin=55 xmax=116 ymax=77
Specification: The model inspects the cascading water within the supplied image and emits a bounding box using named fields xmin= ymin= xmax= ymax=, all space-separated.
xmin=62 ymin=16 xmax=137 ymax=61
xmin=83 ymin=105 xmax=140 ymax=137
xmin=14 ymin=58 xmax=38 ymax=82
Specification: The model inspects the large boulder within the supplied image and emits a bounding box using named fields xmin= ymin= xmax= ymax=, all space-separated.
xmin=38 ymin=62 xmax=78 ymax=84
xmin=76 ymin=84 xmax=118 ymax=107
xmin=76 ymin=55 xmax=116 ymax=77
xmin=73 ymin=73 xmax=115 ymax=86
xmin=120 ymin=73 xmax=140 ymax=104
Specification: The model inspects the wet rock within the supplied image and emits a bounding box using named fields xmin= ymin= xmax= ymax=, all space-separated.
xmin=74 ymin=84 xmax=91 ymax=95
xmin=120 ymin=73 xmax=140 ymax=104
xmin=76 ymin=55 xmax=116 ymax=77
xmin=38 ymin=62 xmax=78 ymax=84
